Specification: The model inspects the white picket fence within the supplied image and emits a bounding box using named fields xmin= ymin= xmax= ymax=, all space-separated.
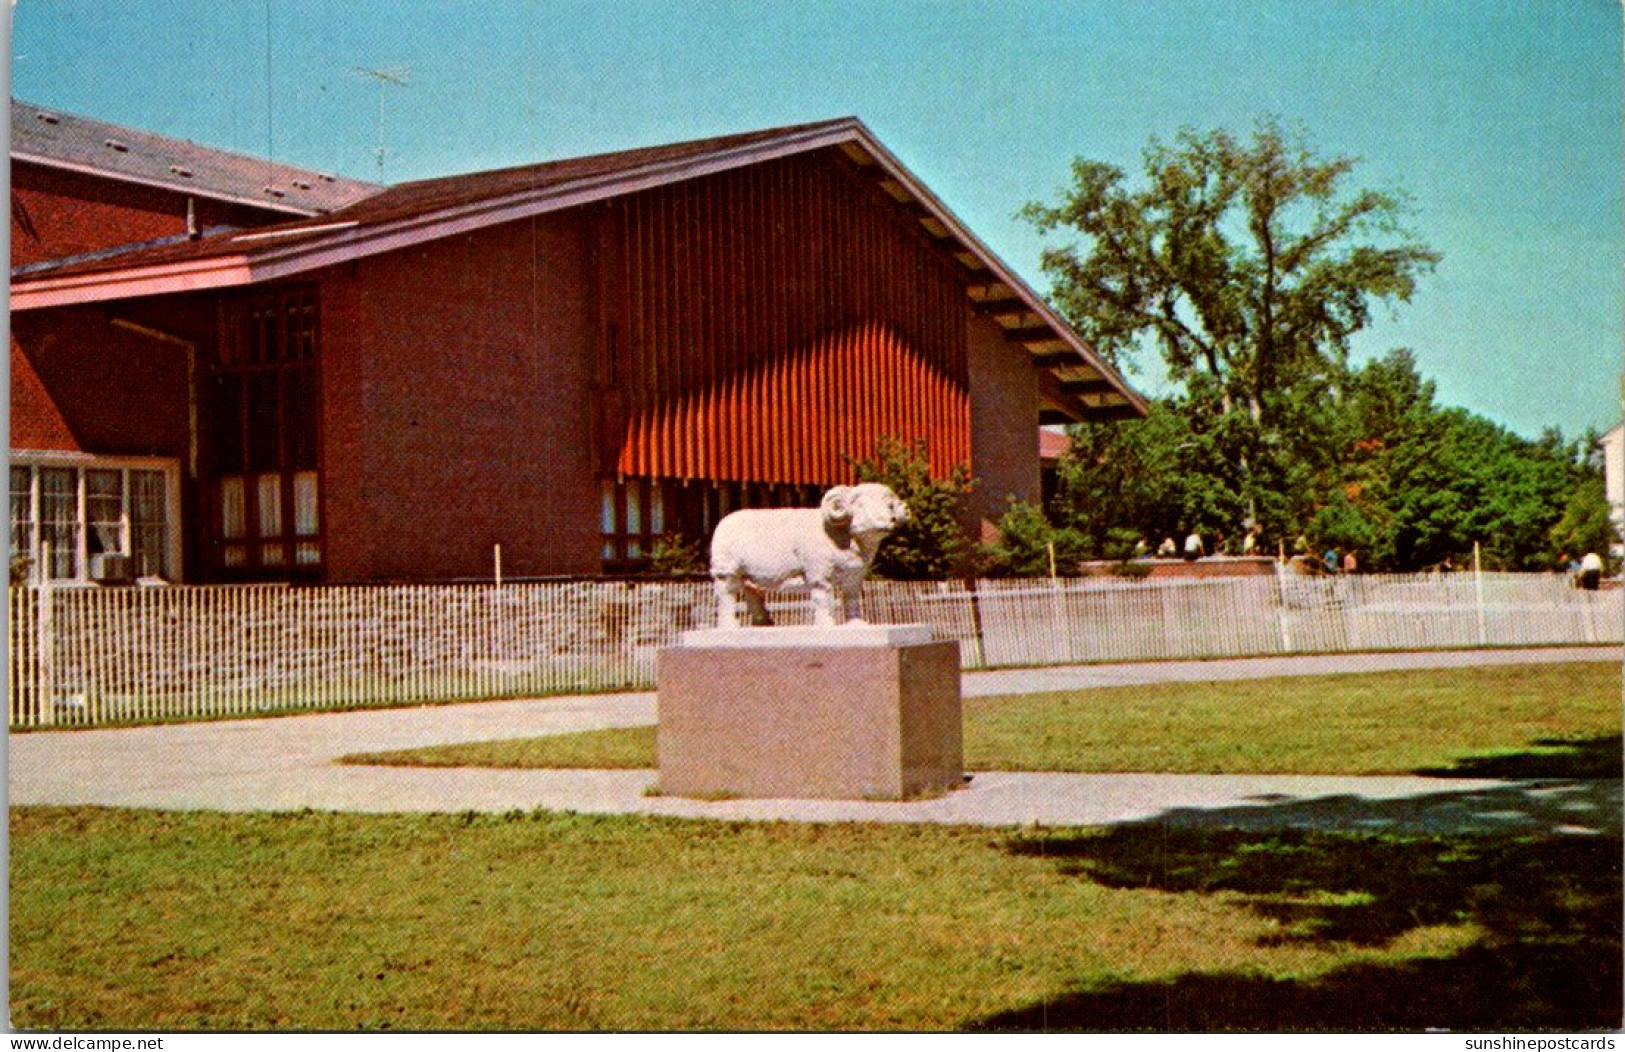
xmin=8 ymin=570 xmax=1621 ymax=728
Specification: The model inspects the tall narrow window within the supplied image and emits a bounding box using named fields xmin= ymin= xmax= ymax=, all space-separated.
xmin=10 ymin=466 xmax=33 ymax=571
xmin=207 ymin=286 xmax=321 ymax=578
xmin=39 ymin=468 xmax=78 ymax=580
xmin=130 ymin=470 xmax=168 ymax=578
xmin=85 ymin=469 xmax=123 ymax=560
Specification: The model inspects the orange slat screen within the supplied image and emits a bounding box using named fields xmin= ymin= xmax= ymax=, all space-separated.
xmin=597 ymin=150 xmax=970 ymax=485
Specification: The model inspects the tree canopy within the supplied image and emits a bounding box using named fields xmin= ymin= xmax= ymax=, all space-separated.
xmin=1050 ymin=350 xmax=1609 ymax=572
xmin=1023 ymin=118 xmax=1441 ymax=524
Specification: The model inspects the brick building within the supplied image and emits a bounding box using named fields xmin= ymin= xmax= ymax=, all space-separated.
xmin=11 ymin=102 xmax=1144 ymax=584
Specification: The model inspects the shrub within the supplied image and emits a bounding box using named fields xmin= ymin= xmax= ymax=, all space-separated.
xmin=979 ymin=499 xmax=1092 ymax=578
xmin=648 ymin=534 xmax=706 ymax=577
xmin=847 ymin=435 xmax=975 ymax=579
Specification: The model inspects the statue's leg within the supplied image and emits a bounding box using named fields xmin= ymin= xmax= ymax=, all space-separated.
xmin=743 ymin=583 xmax=774 ymax=626
xmin=810 ymin=582 xmax=836 ymax=627
xmin=713 ymin=574 xmax=741 ymax=629
xmin=841 ymin=586 xmax=866 ymax=625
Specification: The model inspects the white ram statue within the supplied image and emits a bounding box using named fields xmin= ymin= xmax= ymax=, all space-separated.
xmin=708 ymin=483 xmax=910 ymax=628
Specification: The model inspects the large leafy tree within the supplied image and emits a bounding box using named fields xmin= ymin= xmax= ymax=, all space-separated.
xmin=1023 ymin=118 xmax=1440 ymax=525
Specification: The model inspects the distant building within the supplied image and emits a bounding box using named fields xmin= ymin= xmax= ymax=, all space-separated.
xmin=1602 ymin=423 xmax=1624 ymax=556
xmin=1038 ymin=427 xmax=1071 ymax=514
xmin=11 ymin=101 xmax=1146 ymax=584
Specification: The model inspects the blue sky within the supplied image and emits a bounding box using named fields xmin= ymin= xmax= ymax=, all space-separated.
xmin=11 ymin=0 xmax=1623 ymax=440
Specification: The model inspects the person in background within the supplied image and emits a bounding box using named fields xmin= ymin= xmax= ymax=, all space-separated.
xmin=1157 ymin=536 xmax=1178 ymax=558
xmin=1578 ymin=551 xmax=1604 ymax=591
xmin=1323 ymin=547 xmax=1340 ymax=574
xmin=1184 ymin=531 xmax=1205 ymax=562
xmin=1342 ymin=550 xmax=1358 ymax=574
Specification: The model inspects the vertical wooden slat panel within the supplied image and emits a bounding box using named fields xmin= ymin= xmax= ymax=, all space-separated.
xmin=603 ymin=151 xmax=976 ymax=496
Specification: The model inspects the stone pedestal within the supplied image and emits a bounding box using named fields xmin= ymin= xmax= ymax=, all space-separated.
xmin=656 ymin=624 xmax=962 ymax=800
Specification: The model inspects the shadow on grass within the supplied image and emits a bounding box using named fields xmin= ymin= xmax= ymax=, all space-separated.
xmin=1416 ymin=732 xmax=1624 ymax=780
xmin=970 ymin=810 xmax=1622 ymax=1031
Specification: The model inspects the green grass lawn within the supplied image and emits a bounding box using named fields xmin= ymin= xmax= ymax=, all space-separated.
xmin=10 ymin=807 xmax=1620 ymax=1031
xmin=14 ymin=662 xmax=1623 ymax=1031
xmin=343 ymin=663 xmax=1624 ymax=776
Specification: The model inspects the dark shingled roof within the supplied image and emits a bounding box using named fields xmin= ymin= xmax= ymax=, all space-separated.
xmin=16 ymin=117 xmax=864 ymax=280
xmin=319 ymin=117 xmax=858 ymax=227
xmin=12 ymin=97 xmax=381 ymax=216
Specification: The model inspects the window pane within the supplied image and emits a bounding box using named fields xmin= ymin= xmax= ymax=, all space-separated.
xmin=284 ymin=368 xmax=319 ymax=470
xmin=295 ymin=541 xmax=321 ymax=566
xmin=259 ymin=542 xmax=285 ymax=567
xmin=222 ymin=544 xmax=246 ymax=567
xmin=601 ymin=481 xmax=616 ymax=534
xmin=289 ymin=297 xmax=317 ymax=361
xmin=86 ymin=469 xmax=122 ymax=556
xmin=253 ymin=303 xmax=278 ymax=365
xmin=257 ymin=474 xmax=283 ymax=538
xmin=131 ymin=471 xmax=166 ymax=525
xmin=625 ymin=483 xmax=641 ymax=535
xmin=246 ymin=373 xmax=281 ymax=471
xmin=128 ymin=472 xmax=169 ymax=578
xmin=133 ymin=525 xmax=167 ymax=578
xmin=220 ymin=476 xmax=246 ymax=540
xmin=10 ymin=466 xmax=33 ymax=560
xmin=651 ymin=484 xmax=665 ymax=534
xmin=211 ymin=374 xmax=244 ymax=472
xmin=39 ymin=468 xmax=78 ymax=579
xmin=294 ymin=472 xmax=319 ymax=536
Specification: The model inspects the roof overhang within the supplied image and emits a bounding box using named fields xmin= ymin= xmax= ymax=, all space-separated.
xmin=12 ymin=118 xmax=1146 ymax=422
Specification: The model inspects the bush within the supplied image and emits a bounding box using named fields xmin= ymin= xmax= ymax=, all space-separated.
xmin=647 ymin=534 xmax=706 ymax=577
xmin=979 ymin=499 xmax=1092 ymax=577
xmin=847 ymin=435 xmax=975 ymax=579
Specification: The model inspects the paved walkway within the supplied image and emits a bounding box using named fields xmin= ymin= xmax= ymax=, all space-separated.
xmin=9 ymin=646 xmax=1620 ymax=834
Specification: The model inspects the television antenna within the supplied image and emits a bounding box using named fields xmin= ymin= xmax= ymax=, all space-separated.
xmin=354 ymin=66 xmax=410 ymax=179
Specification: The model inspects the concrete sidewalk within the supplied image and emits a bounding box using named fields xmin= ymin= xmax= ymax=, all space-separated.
xmin=9 ymin=645 xmax=1620 ymax=834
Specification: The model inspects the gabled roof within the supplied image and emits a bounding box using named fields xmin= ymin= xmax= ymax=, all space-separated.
xmin=11 ymin=116 xmax=1146 ymax=422
xmin=12 ymin=98 xmax=381 ymax=217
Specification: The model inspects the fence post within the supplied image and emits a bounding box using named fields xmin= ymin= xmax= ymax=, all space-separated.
xmin=967 ymin=578 xmax=988 ymax=669
xmin=1273 ymin=560 xmax=1294 ymax=654
xmin=35 ymin=547 xmax=56 ymax=727
xmin=1473 ymin=541 xmax=1487 ymax=646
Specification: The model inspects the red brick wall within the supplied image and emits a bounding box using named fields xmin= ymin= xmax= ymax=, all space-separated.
xmin=9 ymin=305 xmax=192 ymax=458
xmin=11 ymin=161 xmax=292 ymax=267
xmin=9 ymin=336 xmax=81 ymax=451
xmin=964 ymin=309 xmax=1040 ymax=539
xmin=317 ymin=213 xmax=601 ymax=582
